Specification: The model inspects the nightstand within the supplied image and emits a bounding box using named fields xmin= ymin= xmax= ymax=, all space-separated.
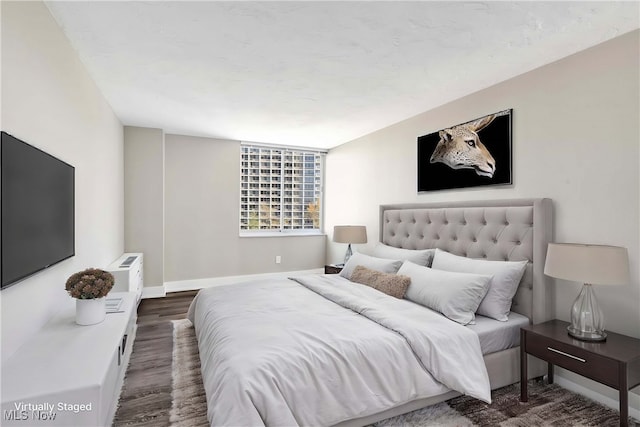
xmin=520 ymin=319 xmax=640 ymax=427
xmin=324 ymin=264 xmax=343 ymax=274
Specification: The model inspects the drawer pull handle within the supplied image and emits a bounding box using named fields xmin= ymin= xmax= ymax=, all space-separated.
xmin=547 ymin=347 xmax=586 ymax=362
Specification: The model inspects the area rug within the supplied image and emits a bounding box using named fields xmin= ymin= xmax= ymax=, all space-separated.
xmin=169 ymin=318 xmax=627 ymax=427
xmin=170 ymin=319 xmax=208 ymax=427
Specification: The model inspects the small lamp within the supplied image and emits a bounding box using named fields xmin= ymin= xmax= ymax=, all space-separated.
xmin=333 ymin=225 xmax=367 ymax=265
xmin=544 ymin=243 xmax=629 ymax=341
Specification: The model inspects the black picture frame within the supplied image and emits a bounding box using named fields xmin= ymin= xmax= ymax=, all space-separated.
xmin=417 ymin=109 xmax=512 ymax=192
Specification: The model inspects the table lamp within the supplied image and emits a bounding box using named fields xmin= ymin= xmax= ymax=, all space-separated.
xmin=333 ymin=225 xmax=367 ymax=265
xmin=544 ymin=243 xmax=629 ymax=341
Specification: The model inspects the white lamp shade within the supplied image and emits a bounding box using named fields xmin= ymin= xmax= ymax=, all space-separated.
xmin=333 ymin=225 xmax=367 ymax=244
xmin=544 ymin=243 xmax=629 ymax=285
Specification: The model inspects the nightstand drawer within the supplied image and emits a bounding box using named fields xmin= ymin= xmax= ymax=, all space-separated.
xmin=526 ymin=333 xmax=619 ymax=388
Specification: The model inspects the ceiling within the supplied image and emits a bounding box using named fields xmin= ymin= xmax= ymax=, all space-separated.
xmin=45 ymin=1 xmax=639 ymax=149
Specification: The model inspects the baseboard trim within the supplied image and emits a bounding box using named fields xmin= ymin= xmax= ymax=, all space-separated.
xmin=141 ymin=286 xmax=166 ymax=299
xmin=163 ymin=268 xmax=324 ymax=293
xmin=555 ymin=373 xmax=640 ymax=421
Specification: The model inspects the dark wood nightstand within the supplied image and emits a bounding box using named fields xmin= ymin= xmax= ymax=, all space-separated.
xmin=520 ymin=319 xmax=640 ymax=427
xmin=324 ymin=264 xmax=343 ymax=274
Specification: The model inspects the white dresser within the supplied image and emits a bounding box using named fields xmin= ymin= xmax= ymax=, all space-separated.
xmin=1 ymin=292 xmax=137 ymax=426
xmin=106 ymin=253 xmax=143 ymax=304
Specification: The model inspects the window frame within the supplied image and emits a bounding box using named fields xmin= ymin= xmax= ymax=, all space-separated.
xmin=239 ymin=142 xmax=326 ymax=237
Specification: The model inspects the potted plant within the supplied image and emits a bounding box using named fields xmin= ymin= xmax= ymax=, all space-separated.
xmin=66 ymin=268 xmax=115 ymax=325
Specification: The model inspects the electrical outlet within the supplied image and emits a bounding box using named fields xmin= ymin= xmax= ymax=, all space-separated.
xmin=275 ymin=255 xmax=282 ymax=264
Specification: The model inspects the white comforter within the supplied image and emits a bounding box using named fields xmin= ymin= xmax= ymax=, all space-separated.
xmin=187 ymin=274 xmax=490 ymax=426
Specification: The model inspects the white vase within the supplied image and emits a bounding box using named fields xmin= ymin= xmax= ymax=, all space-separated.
xmin=75 ymin=297 xmax=106 ymax=325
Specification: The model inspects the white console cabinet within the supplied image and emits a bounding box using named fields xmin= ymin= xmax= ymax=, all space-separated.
xmin=106 ymin=253 xmax=143 ymax=304
xmin=1 ymin=292 xmax=137 ymax=427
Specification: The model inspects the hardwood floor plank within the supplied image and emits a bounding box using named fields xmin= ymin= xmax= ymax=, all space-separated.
xmin=114 ymin=291 xmax=197 ymax=426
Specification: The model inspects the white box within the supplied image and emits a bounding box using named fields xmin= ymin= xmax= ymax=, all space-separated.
xmin=105 ymin=253 xmax=143 ymax=304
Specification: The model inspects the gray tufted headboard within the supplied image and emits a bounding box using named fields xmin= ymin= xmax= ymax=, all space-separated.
xmin=380 ymin=198 xmax=553 ymax=324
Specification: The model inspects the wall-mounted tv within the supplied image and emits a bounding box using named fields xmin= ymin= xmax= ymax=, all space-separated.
xmin=1 ymin=131 xmax=75 ymax=289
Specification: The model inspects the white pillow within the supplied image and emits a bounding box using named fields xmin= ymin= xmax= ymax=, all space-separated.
xmin=372 ymin=242 xmax=435 ymax=267
xmin=339 ymin=252 xmax=403 ymax=280
xmin=398 ymin=261 xmax=491 ymax=325
xmin=431 ymin=249 xmax=528 ymax=321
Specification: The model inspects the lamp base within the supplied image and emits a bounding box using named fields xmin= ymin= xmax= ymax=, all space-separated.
xmin=567 ymin=325 xmax=607 ymax=342
xmin=567 ymin=283 xmax=607 ymax=342
xmin=344 ymin=244 xmax=353 ymax=265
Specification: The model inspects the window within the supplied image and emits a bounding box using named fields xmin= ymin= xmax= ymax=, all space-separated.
xmin=240 ymin=143 xmax=325 ymax=234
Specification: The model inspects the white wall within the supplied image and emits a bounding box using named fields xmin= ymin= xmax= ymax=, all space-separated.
xmin=124 ymin=126 xmax=164 ymax=287
xmin=164 ymin=134 xmax=325 ymax=283
xmin=326 ymin=30 xmax=639 ymax=403
xmin=1 ymin=2 xmax=124 ymax=362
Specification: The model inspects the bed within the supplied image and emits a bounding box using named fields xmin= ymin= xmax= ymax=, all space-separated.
xmin=188 ymin=198 xmax=553 ymax=426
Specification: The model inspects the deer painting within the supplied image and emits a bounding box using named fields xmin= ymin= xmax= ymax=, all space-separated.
xmin=429 ymin=114 xmax=496 ymax=178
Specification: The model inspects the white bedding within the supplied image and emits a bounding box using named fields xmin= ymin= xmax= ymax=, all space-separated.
xmin=468 ymin=312 xmax=530 ymax=355
xmin=187 ymin=275 xmax=491 ymax=427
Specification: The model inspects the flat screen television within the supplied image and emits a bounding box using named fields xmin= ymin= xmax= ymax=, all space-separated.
xmin=1 ymin=131 xmax=75 ymax=289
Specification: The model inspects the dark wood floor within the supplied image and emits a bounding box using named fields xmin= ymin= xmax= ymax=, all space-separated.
xmin=114 ymin=290 xmax=199 ymax=426
xmin=137 ymin=290 xmax=198 ymax=326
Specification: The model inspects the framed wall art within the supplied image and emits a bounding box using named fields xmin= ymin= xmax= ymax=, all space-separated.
xmin=417 ymin=109 xmax=512 ymax=192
